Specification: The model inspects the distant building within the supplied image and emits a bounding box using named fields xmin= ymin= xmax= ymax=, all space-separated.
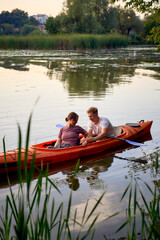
xmin=32 ymin=14 xmax=48 ymax=24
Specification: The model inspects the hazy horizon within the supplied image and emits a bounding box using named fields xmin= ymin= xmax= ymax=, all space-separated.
xmin=0 ymin=0 xmax=64 ymax=17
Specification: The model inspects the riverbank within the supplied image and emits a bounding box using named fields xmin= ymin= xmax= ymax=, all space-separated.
xmin=0 ymin=34 xmax=129 ymax=50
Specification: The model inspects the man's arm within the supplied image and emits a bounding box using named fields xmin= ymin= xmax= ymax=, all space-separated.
xmin=87 ymin=129 xmax=93 ymax=136
xmin=87 ymin=128 xmax=108 ymax=142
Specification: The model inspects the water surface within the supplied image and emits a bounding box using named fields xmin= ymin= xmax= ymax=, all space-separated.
xmin=0 ymin=47 xmax=160 ymax=239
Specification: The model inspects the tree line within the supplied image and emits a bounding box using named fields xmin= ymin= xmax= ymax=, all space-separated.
xmin=0 ymin=8 xmax=39 ymax=35
xmin=45 ymin=0 xmax=144 ymax=40
xmin=0 ymin=0 xmax=159 ymax=49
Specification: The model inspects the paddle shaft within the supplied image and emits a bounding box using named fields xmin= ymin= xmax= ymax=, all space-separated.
xmin=107 ymin=136 xmax=146 ymax=146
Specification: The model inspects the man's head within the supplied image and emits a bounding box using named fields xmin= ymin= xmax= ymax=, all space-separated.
xmin=87 ymin=107 xmax=99 ymax=124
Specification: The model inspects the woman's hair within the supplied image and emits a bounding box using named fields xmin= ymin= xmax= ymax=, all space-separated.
xmin=86 ymin=107 xmax=98 ymax=114
xmin=65 ymin=112 xmax=79 ymax=122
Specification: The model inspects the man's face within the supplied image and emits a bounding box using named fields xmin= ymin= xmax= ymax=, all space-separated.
xmin=88 ymin=112 xmax=97 ymax=123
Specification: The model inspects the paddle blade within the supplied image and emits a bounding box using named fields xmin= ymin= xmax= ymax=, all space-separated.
xmin=125 ymin=139 xmax=147 ymax=146
xmin=56 ymin=124 xmax=64 ymax=128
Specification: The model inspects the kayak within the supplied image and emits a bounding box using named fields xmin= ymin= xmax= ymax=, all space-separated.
xmin=0 ymin=120 xmax=152 ymax=173
xmin=0 ymin=132 xmax=152 ymax=189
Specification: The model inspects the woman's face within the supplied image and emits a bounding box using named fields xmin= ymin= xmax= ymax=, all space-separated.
xmin=69 ymin=117 xmax=78 ymax=126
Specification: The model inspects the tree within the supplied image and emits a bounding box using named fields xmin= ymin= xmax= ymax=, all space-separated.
xmin=0 ymin=11 xmax=12 ymax=24
xmin=110 ymin=0 xmax=160 ymax=13
xmin=45 ymin=17 xmax=59 ymax=34
xmin=144 ymin=8 xmax=160 ymax=49
xmin=10 ymin=9 xmax=28 ymax=28
xmin=116 ymin=7 xmax=144 ymax=35
xmin=0 ymin=9 xmax=37 ymax=33
xmin=20 ymin=24 xmax=38 ymax=35
xmin=0 ymin=23 xmax=14 ymax=35
xmin=110 ymin=0 xmax=160 ymax=49
xmin=29 ymin=16 xmax=39 ymax=26
xmin=54 ymin=13 xmax=71 ymax=33
xmin=63 ymin=0 xmax=118 ymax=33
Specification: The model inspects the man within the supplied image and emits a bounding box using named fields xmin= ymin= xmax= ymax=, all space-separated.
xmin=86 ymin=107 xmax=115 ymax=143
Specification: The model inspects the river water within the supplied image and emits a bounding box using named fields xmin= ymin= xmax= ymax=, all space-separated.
xmin=0 ymin=46 xmax=160 ymax=239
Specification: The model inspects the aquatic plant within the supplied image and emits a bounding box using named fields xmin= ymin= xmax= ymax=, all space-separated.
xmin=116 ymin=155 xmax=160 ymax=239
xmin=0 ymin=34 xmax=128 ymax=50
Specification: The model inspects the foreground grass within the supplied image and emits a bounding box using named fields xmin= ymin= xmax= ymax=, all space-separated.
xmin=116 ymin=155 xmax=160 ymax=239
xmin=0 ymin=34 xmax=128 ymax=50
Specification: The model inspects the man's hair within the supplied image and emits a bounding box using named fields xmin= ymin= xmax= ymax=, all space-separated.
xmin=86 ymin=107 xmax=98 ymax=114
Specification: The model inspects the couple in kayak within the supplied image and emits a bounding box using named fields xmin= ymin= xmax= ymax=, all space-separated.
xmin=53 ymin=107 xmax=115 ymax=148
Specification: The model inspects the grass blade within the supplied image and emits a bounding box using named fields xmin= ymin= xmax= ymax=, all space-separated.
xmin=85 ymin=191 xmax=105 ymax=225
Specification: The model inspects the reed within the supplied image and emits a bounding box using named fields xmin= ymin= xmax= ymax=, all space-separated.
xmin=0 ymin=112 xmax=105 ymax=240
xmin=116 ymin=156 xmax=160 ymax=239
xmin=0 ymin=34 xmax=128 ymax=50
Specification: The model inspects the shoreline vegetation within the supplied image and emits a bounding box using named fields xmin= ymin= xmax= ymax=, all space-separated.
xmin=0 ymin=34 xmax=130 ymax=50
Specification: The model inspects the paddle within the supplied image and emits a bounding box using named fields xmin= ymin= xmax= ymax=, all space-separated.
xmin=56 ymin=124 xmax=147 ymax=147
xmin=107 ymin=136 xmax=147 ymax=146
xmin=56 ymin=124 xmax=65 ymax=128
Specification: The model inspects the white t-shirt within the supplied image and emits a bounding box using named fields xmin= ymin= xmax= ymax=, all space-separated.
xmin=88 ymin=117 xmax=115 ymax=137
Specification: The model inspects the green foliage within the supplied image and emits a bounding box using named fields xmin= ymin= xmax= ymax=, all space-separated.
xmin=110 ymin=0 xmax=160 ymax=13
xmin=144 ymin=9 xmax=160 ymax=49
xmin=28 ymin=16 xmax=39 ymax=26
xmin=20 ymin=25 xmax=38 ymax=36
xmin=62 ymin=0 xmax=118 ymax=34
xmin=0 ymin=5 xmax=143 ymax=39
xmin=0 ymin=34 xmax=128 ymax=50
xmin=116 ymin=164 xmax=160 ymax=239
xmin=110 ymin=0 xmax=160 ymax=50
xmin=0 ymin=8 xmax=39 ymax=34
xmin=45 ymin=17 xmax=59 ymax=34
xmin=116 ymin=7 xmax=144 ymax=36
xmin=0 ymin=24 xmax=15 ymax=35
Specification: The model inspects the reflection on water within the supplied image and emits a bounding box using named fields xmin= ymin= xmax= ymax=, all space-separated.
xmin=0 ymin=149 xmax=114 ymax=190
xmin=0 ymin=47 xmax=160 ymax=99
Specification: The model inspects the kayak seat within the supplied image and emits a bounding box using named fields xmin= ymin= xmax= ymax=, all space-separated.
xmin=114 ymin=126 xmax=123 ymax=136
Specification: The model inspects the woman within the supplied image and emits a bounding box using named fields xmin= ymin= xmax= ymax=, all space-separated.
xmin=54 ymin=112 xmax=88 ymax=148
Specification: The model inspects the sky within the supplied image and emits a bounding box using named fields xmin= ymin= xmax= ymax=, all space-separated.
xmin=0 ymin=0 xmax=64 ymax=17
xmin=0 ymin=0 xmax=144 ymax=19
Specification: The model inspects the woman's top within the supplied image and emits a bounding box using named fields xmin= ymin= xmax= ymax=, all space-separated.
xmin=58 ymin=125 xmax=87 ymax=146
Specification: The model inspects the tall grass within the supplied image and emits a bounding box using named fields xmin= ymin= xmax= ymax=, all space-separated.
xmin=116 ymin=155 xmax=160 ymax=239
xmin=0 ymin=34 xmax=128 ymax=50
xmin=0 ymin=113 xmax=105 ymax=240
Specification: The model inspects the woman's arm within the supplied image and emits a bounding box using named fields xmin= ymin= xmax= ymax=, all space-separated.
xmin=80 ymin=131 xmax=89 ymax=147
xmin=54 ymin=138 xmax=61 ymax=147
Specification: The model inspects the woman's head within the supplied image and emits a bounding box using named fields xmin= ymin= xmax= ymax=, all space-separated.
xmin=65 ymin=112 xmax=79 ymax=125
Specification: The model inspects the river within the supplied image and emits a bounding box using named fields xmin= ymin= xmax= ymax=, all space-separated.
xmin=0 ymin=46 xmax=160 ymax=239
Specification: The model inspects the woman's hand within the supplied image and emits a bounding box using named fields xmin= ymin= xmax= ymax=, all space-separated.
xmin=80 ymin=137 xmax=87 ymax=147
xmin=54 ymin=138 xmax=61 ymax=147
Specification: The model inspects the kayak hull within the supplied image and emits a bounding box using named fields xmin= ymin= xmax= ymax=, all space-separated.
xmin=0 ymin=120 xmax=153 ymax=173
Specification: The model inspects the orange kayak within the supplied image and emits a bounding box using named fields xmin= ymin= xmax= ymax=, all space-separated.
xmin=0 ymin=120 xmax=153 ymax=173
